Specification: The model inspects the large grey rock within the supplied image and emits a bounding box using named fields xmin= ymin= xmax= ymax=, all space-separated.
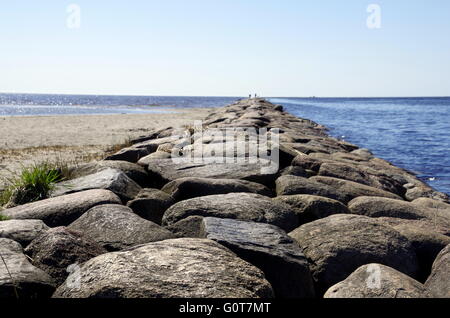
xmin=1 ymin=190 xmax=121 ymax=227
xmin=0 ymin=246 xmax=55 ymax=298
xmin=126 ymin=188 xmax=175 ymax=225
xmin=348 ymin=196 xmax=433 ymax=220
xmin=166 ymin=216 xmax=205 ymax=238
xmin=412 ymin=197 xmax=450 ymax=211
xmin=105 ymin=136 xmax=182 ymax=163
xmin=162 ymin=193 xmax=298 ymax=232
xmin=405 ymin=185 xmax=450 ymax=203
xmin=162 ymin=177 xmax=273 ymax=201
xmin=273 ymin=195 xmax=350 ymax=224
xmin=278 ymin=166 xmax=309 ymax=178
xmin=104 ymin=146 xmax=151 ymax=163
xmin=51 ymin=168 xmax=141 ymax=202
xmin=0 ymin=220 xmax=49 ymax=246
xmin=289 ymin=214 xmax=419 ymax=294
xmin=275 ymin=176 xmax=347 ymax=203
xmin=324 ymin=264 xmax=430 ymax=298
xmin=375 ymin=219 xmax=450 ymax=282
xmin=291 ymin=155 xmax=323 ymax=172
xmin=68 ymin=161 xmax=150 ymax=188
xmin=425 ymin=244 xmax=450 ymax=298
xmin=24 ymin=227 xmax=107 ymax=285
xmin=53 ymin=238 xmax=274 ymax=298
xmin=68 ymin=204 xmax=175 ymax=251
xmin=138 ymin=158 xmax=279 ymax=188
xmin=318 ymin=162 xmax=404 ymax=196
xmin=200 ymin=217 xmax=315 ymax=298
xmin=376 ymin=217 xmax=450 ymax=237
xmin=310 ymin=176 xmax=403 ymax=202
xmin=0 ymin=238 xmax=23 ymax=253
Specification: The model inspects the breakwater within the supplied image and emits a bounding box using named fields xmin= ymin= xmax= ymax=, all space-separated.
xmin=1 ymin=98 xmax=449 ymax=298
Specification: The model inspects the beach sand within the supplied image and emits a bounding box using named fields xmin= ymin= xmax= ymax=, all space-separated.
xmin=0 ymin=108 xmax=212 ymax=187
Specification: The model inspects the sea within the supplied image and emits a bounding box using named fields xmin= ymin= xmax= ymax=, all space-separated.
xmin=1 ymin=93 xmax=449 ymax=196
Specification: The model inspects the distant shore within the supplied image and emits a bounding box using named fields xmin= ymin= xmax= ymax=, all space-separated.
xmin=0 ymin=108 xmax=211 ymax=187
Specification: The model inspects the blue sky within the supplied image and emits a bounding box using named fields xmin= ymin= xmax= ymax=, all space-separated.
xmin=0 ymin=0 xmax=449 ymax=97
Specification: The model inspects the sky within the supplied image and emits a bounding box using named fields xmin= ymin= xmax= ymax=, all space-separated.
xmin=0 ymin=0 xmax=449 ymax=97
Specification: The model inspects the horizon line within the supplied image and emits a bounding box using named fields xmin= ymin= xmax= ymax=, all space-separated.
xmin=1 ymin=91 xmax=450 ymax=99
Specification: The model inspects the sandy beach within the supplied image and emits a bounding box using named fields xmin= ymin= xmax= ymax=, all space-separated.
xmin=0 ymin=108 xmax=212 ymax=187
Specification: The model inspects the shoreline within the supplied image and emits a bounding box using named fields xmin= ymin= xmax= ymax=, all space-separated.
xmin=0 ymin=108 xmax=212 ymax=187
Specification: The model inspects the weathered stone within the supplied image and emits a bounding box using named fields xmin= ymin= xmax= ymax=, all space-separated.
xmin=51 ymin=169 xmax=141 ymax=202
xmin=273 ymin=195 xmax=350 ymax=224
xmin=278 ymin=166 xmax=309 ymax=178
xmin=289 ymin=144 xmax=331 ymax=155
xmin=375 ymin=215 xmax=450 ymax=282
xmin=332 ymin=151 xmax=372 ymax=162
xmin=425 ymin=244 xmax=450 ymax=298
xmin=405 ymin=185 xmax=450 ymax=203
xmin=324 ymin=264 xmax=429 ymax=298
xmin=0 ymin=246 xmax=55 ymax=298
xmin=162 ymin=177 xmax=273 ymax=201
xmin=200 ymin=217 xmax=315 ymax=298
xmin=377 ymin=217 xmax=450 ymax=237
xmin=104 ymin=146 xmax=150 ymax=163
xmin=0 ymin=220 xmax=49 ymax=246
xmin=181 ymin=141 xmax=262 ymax=159
xmin=24 ymin=227 xmax=107 ymax=285
xmin=53 ymin=238 xmax=274 ymax=298
xmin=348 ymin=197 xmax=431 ymax=220
xmin=163 ymin=193 xmax=298 ymax=232
xmin=275 ymin=176 xmax=347 ymax=203
xmin=1 ymin=190 xmax=121 ymax=227
xmin=126 ymin=188 xmax=175 ymax=224
xmin=138 ymin=158 xmax=279 ymax=188
xmin=289 ymin=214 xmax=419 ymax=294
xmin=292 ymin=155 xmax=323 ymax=172
xmin=318 ymin=162 xmax=404 ymax=196
xmin=348 ymin=197 xmax=450 ymax=230
xmin=412 ymin=197 xmax=450 ymax=211
xmin=68 ymin=161 xmax=150 ymax=188
xmin=310 ymin=176 xmax=403 ymax=202
xmin=0 ymin=238 xmax=23 ymax=253
xmin=166 ymin=216 xmax=205 ymax=238
xmin=68 ymin=204 xmax=175 ymax=251
xmin=351 ymin=148 xmax=374 ymax=160
xmin=145 ymin=151 xmax=172 ymax=159
xmin=105 ymin=136 xmax=183 ymax=163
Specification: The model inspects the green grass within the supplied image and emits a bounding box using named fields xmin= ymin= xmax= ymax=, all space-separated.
xmin=0 ymin=187 xmax=13 ymax=207
xmin=0 ymin=162 xmax=64 ymax=207
xmin=0 ymin=214 xmax=10 ymax=221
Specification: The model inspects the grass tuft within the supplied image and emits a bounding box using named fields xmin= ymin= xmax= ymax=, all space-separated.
xmin=0 ymin=162 xmax=64 ymax=207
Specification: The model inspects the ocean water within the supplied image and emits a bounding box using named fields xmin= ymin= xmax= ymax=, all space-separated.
xmin=0 ymin=93 xmax=237 ymax=116
xmin=1 ymin=93 xmax=448 ymax=195
xmin=269 ymin=97 xmax=450 ymax=196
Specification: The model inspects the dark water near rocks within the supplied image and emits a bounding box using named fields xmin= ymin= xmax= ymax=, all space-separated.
xmin=270 ymin=97 xmax=450 ymax=196
xmin=1 ymin=93 xmax=448 ymax=195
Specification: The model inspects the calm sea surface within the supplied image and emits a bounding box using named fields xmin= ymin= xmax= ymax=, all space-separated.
xmin=1 ymin=93 xmax=448 ymax=195
xmin=270 ymin=97 xmax=450 ymax=196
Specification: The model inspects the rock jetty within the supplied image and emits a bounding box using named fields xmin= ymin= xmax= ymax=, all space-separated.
xmin=1 ymin=98 xmax=449 ymax=299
